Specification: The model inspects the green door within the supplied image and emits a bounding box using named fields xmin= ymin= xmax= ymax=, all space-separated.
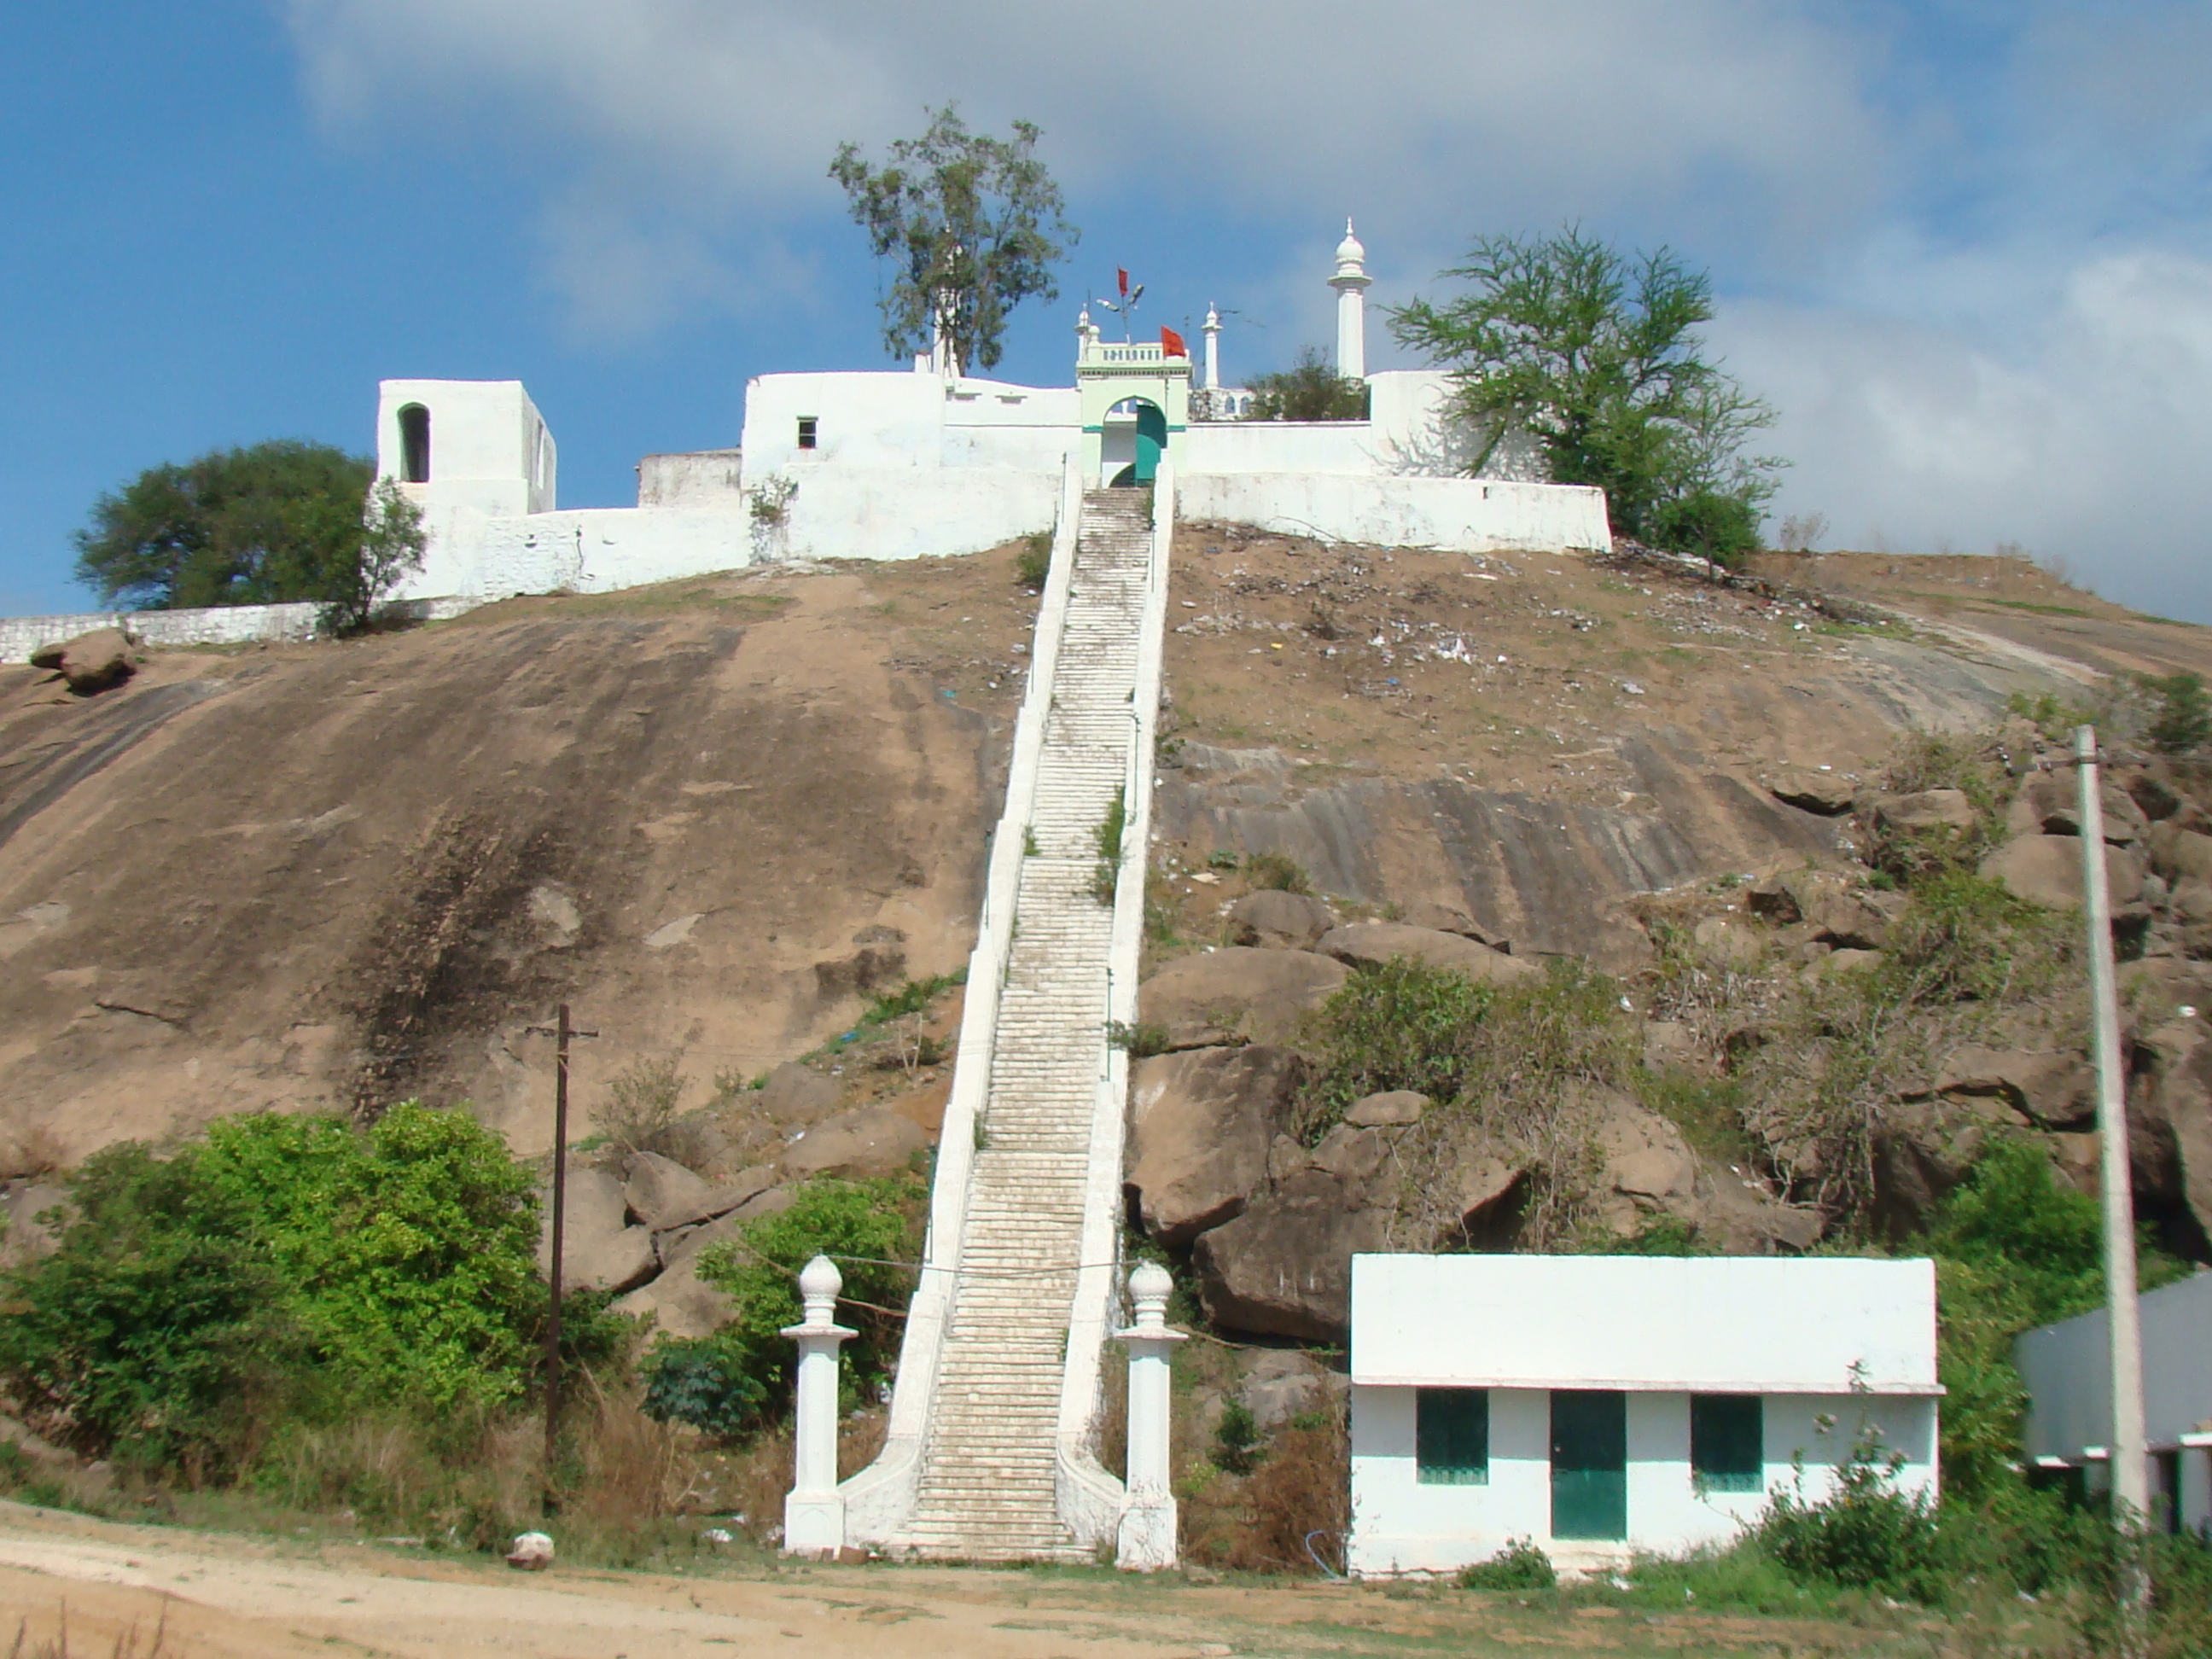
xmin=1551 ymin=1390 xmax=1627 ymax=1540
xmin=1133 ymin=402 xmax=1167 ymax=482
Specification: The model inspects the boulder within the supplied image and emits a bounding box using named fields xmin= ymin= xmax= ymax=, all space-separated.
xmin=1592 ymin=1094 xmax=1696 ymax=1208
xmin=1191 ymin=1167 xmax=1391 ymax=1342
xmin=1696 ymin=1173 xmax=1828 ymax=1253
xmin=2171 ymin=879 xmax=2212 ymax=927
xmin=758 ymin=1061 xmax=842 ymax=1123
xmin=2131 ymin=1018 xmax=2212 ymax=1243
xmin=1691 ymin=915 xmax=1760 ymax=965
xmin=1237 ymin=1348 xmax=1343 ymax=1431
xmin=1394 ymin=901 xmax=1511 ymax=952
xmin=32 ymin=628 xmax=134 ymax=696
xmin=1927 ymin=1045 xmax=2095 ymax=1129
xmin=1225 ymin=889 xmax=1336 ymax=950
xmin=779 ymin=1104 xmax=928 ymax=1179
xmin=0 ymin=1182 xmax=68 ymax=1268
xmin=1315 ymin=923 xmax=1538 ymax=983
xmin=1745 ymin=869 xmax=1851 ymax=925
xmin=1811 ymin=948 xmax=1884 ymax=977
xmin=1126 ymin=1045 xmax=1305 ymax=1247
xmin=1874 ymin=1095 xmax=2026 ymax=1231
xmin=1345 ymin=1090 xmax=1428 ymax=1128
xmin=1869 ymin=789 xmax=1977 ymax=836
xmin=1310 ymin=1123 xmax=1393 ymax=1188
xmin=1979 ymin=835 xmax=2145 ymax=909
xmin=2009 ymin=772 xmax=2150 ymax=846
xmin=537 ymin=1167 xmax=631 ymax=1279
xmin=1765 ymin=767 xmax=1857 ymax=816
xmin=563 ymin=1224 xmax=657 ymax=1295
xmin=2149 ymin=824 xmax=2212 ymax=888
xmin=612 ymin=1254 xmax=736 ymax=1341
xmin=623 ymin=1150 xmax=718 ymax=1231
xmin=649 ymin=1164 xmax=779 ymax=1246
xmin=1136 ymin=947 xmax=1347 ymax=1049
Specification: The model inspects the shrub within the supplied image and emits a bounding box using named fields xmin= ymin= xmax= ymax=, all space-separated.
xmin=643 ymin=1173 xmax=926 ymax=1435
xmin=2145 ymin=671 xmax=2212 ymax=756
xmin=1242 ymin=852 xmax=1310 ymax=894
xmin=1458 ymin=1537 xmax=1556 ymax=1591
xmin=1213 ymin=1400 xmax=1260 ymax=1476
xmin=1754 ymin=1429 xmax=1946 ymax=1603
xmin=1090 ymin=796 xmax=1127 ymax=904
xmin=0 ymin=1104 xmax=544 ymax=1470
xmin=1015 ymin=531 xmax=1051 ymax=588
xmin=1648 ymin=487 xmax=1761 ymax=571
xmin=594 ymin=1057 xmax=686 ymax=1156
xmin=1106 ymin=1021 xmax=1173 ymax=1059
xmin=859 ymin=972 xmax=963 ymax=1028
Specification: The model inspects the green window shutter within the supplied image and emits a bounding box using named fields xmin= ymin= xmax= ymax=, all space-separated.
xmin=1691 ymin=1394 xmax=1764 ymax=1493
xmin=1416 ymin=1388 xmax=1489 ymax=1486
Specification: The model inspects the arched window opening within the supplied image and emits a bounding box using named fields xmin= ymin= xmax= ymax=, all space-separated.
xmin=398 ymin=404 xmax=431 ymax=483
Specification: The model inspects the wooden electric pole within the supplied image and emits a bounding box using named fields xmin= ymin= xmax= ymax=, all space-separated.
xmin=2073 ymin=727 xmax=2151 ymax=1624
xmin=527 ymin=1004 xmax=597 ymax=1493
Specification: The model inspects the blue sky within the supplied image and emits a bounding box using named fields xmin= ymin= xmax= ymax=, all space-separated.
xmin=6 ymin=2 xmax=2211 ymax=618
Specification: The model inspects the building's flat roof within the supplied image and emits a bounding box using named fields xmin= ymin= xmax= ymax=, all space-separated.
xmin=1351 ymin=1254 xmax=1941 ymax=1395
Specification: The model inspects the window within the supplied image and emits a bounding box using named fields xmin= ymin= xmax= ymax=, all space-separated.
xmin=398 ymin=404 xmax=431 ymax=483
xmin=1416 ymin=1388 xmax=1488 ymax=1486
xmin=796 ymin=416 xmax=818 ymax=451
xmin=1691 ymin=1394 xmax=1764 ymax=1493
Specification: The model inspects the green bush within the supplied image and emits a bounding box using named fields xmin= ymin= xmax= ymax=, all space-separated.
xmin=0 ymin=1105 xmax=545 ymax=1472
xmin=1212 ymin=1399 xmax=1260 ymax=1476
xmin=2145 ymin=671 xmax=2212 ymax=756
xmin=1242 ymin=852 xmax=1310 ymax=894
xmin=1458 ymin=1537 xmax=1556 ymax=1590
xmin=643 ymin=1173 xmax=925 ymax=1435
xmin=1648 ymin=487 xmax=1761 ymax=570
xmin=1754 ymin=1431 xmax=1946 ymax=1603
xmin=1015 ymin=531 xmax=1052 ymax=588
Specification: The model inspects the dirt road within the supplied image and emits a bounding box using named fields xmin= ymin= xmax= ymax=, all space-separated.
xmin=0 ymin=1499 xmax=1957 ymax=1658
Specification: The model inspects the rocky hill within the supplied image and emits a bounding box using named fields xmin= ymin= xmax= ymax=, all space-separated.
xmin=4 ymin=530 xmax=2210 ymax=1346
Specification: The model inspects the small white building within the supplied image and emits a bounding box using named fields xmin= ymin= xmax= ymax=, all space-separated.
xmin=1348 ymin=1254 xmax=1942 ymax=1576
xmin=2016 ymin=1270 xmax=2212 ymax=1536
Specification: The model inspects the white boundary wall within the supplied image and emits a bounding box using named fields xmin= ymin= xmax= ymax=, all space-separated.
xmin=840 ymin=457 xmax=1086 ymax=1547
xmin=1179 ymin=472 xmax=1611 ymax=554
xmin=1 ymin=598 xmax=477 ymax=665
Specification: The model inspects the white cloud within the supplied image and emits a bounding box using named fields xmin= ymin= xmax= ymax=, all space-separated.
xmin=1720 ymin=247 xmax=2212 ymax=617
xmin=277 ymin=0 xmax=1884 ymax=273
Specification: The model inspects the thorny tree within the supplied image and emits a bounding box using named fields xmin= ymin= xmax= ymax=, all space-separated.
xmin=1392 ymin=226 xmax=1782 ymax=565
xmin=830 ymin=105 xmax=1078 ymax=375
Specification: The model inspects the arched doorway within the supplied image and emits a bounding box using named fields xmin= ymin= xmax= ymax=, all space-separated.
xmin=1104 ymin=397 xmax=1167 ymax=486
xmin=398 ymin=404 xmax=431 ymax=483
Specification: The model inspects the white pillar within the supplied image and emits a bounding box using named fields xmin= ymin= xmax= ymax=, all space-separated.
xmin=1202 ymin=305 xmax=1221 ymax=392
xmin=782 ymin=1254 xmax=857 ymax=1557
xmin=1114 ymin=1260 xmax=1185 ymax=1569
xmin=1328 ymin=219 xmax=1371 ymax=381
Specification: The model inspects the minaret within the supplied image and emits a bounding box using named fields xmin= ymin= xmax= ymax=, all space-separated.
xmin=1329 ymin=219 xmax=1371 ymax=380
xmin=1202 ymin=304 xmax=1222 ymax=390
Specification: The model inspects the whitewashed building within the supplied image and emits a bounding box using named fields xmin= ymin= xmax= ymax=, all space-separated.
xmin=2017 ymin=1270 xmax=2212 ymax=1536
xmin=370 ymin=225 xmax=1608 ymax=610
xmin=1348 ymin=1254 xmax=1942 ymax=1577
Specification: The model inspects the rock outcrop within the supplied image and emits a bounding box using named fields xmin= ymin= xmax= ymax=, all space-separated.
xmin=1314 ymin=923 xmax=1537 ymax=982
xmin=1136 ymin=947 xmax=1347 ymax=1048
xmin=1126 ymin=1045 xmax=1304 ymax=1247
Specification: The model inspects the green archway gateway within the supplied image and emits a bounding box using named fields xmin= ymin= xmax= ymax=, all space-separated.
xmin=1076 ymin=329 xmax=1190 ymax=486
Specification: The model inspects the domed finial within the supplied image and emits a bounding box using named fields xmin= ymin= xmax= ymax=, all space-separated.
xmin=1128 ymin=1260 xmax=1174 ymax=1330
xmin=798 ymin=1254 xmax=842 ymax=1324
xmin=1336 ymin=218 xmax=1365 ymax=267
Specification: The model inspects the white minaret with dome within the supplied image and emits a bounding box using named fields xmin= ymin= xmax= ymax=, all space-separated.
xmin=1330 ymin=218 xmax=1372 ymax=380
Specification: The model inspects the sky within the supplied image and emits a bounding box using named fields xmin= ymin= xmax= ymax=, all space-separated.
xmin=4 ymin=1 xmax=2210 ymax=619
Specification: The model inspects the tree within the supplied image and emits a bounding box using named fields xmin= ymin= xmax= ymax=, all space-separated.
xmin=1392 ymin=227 xmax=1781 ymax=565
xmin=74 ymin=440 xmax=383 ymax=610
xmin=830 ymin=105 xmax=1077 ymax=375
xmin=318 ymin=479 xmax=427 ymax=637
xmin=1243 ymin=346 xmax=1371 ymax=422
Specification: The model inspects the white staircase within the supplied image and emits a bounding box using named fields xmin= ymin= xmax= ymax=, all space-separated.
xmin=894 ymin=488 xmax=1157 ymax=1560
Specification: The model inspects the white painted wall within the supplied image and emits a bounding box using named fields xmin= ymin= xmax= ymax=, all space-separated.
xmin=739 ymin=370 xmax=1081 ymax=476
xmin=376 ymin=380 xmax=556 ymax=516
xmin=1178 ymin=473 xmax=1612 ymax=556
xmin=1179 ymin=422 xmax=1382 ymax=475
xmin=0 ymin=603 xmax=319 ymax=663
xmin=1349 ymin=1385 xmax=1941 ymax=1576
xmin=1353 ymin=1255 xmax=1941 ymax=1396
xmin=637 ymin=450 xmax=743 ymax=507
xmin=780 ymin=468 xmax=1058 ymax=565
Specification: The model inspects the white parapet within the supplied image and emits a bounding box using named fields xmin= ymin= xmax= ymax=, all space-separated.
xmin=1175 ymin=472 xmax=1612 ymax=555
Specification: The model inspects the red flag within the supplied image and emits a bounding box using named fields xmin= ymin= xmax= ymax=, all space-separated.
xmin=1160 ymin=325 xmax=1187 ymax=358
xmin=1117 ymin=267 xmax=1129 ymax=297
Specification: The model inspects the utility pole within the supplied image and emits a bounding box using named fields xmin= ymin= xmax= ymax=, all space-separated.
xmin=526 ymin=1004 xmax=597 ymax=1494
xmin=2073 ymin=726 xmax=2151 ymax=1623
